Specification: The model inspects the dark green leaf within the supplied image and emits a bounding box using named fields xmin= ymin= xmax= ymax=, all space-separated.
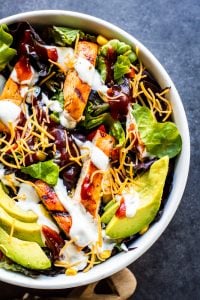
xmin=109 ymin=121 xmax=125 ymax=147
xmin=80 ymin=94 xmax=112 ymax=129
xmin=21 ymin=160 xmax=59 ymax=186
xmin=79 ymin=31 xmax=97 ymax=43
xmin=51 ymin=89 xmax=64 ymax=109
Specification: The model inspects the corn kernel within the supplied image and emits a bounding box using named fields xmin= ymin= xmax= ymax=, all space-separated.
xmin=97 ymin=35 xmax=108 ymax=46
xmin=139 ymin=225 xmax=149 ymax=235
xmin=65 ymin=268 xmax=77 ymax=276
xmin=36 ymin=150 xmax=46 ymax=161
xmin=99 ymin=250 xmax=111 ymax=260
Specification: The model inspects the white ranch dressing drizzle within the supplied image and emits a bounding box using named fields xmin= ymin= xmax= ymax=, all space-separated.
xmin=98 ymin=230 xmax=116 ymax=253
xmin=54 ymin=178 xmax=98 ymax=248
xmin=44 ymin=46 xmax=74 ymax=71
xmin=120 ymin=243 xmax=129 ymax=252
xmin=73 ymin=138 xmax=109 ymax=171
xmin=20 ymin=86 xmax=29 ymax=98
xmin=59 ymin=111 xmax=77 ymax=129
xmin=16 ymin=183 xmax=59 ymax=232
xmin=59 ymin=242 xmax=87 ymax=271
xmin=57 ymin=47 xmax=74 ymax=67
xmin=0 ymin=100 xmax=21 ymax=127
xmin=74 ymin=56 xmax=108 ymax=93
xmin=121 ymin=188 xmax=140 ymax=218
xmin=0 ymin=164 xmax=19 ymax=188
xmin=0 ymin=164 xmax=5 ymax=180
xmin=45 ymin=46 xmax=107 ymax=93
xmin=81 ymin=140 xmax=109 ymax=171
xmin=41 ymin=92 xmax=63 ymax=113
xmin=10 ymin=65 xmax=39 ymax=86
xmin=41 ymin=91 xmax=77 ymax=129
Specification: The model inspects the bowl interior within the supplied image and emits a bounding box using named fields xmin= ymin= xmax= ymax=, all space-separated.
xmin=0 ymin=10 xmax=190 ymax=289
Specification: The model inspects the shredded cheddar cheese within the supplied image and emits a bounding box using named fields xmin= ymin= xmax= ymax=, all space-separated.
xmin=39 ymin=71 xmax=56 ymax=86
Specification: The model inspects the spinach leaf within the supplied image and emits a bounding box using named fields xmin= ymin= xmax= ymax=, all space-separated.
xmin=0 ymin=24 xmax=17 ymax=71
xmin=132 ymin=104 xmax=182 ymax=158
xmin=21 ymin=160 xmax=59 ymax=186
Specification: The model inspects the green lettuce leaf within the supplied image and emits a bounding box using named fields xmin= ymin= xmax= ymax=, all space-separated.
xmin=100 ymin=39 xmax=132 ymax=56
xmin=51 ymin=26 xmax=80 ymax=46
xmin=114 ymin=55 xmax=131 ymax=81
xmin=132 ymin=104 xmax=182 ymax=158
xmin=21 ymin=160 xmax=59 ymax=186
xmin=0 ymin=24 xmax=17 ymax=71
xmin=97 ymin=55 xmax=107 ymax=82
xmin=51 ymin=26 xmax=96 ymax=46
xmin=0 ymin=255 xmax=37 ymax=277
xmin=97 ymin=39 xmax=137 ymax=83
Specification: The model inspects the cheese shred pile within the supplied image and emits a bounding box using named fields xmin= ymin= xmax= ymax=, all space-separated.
xmin=131 ymin=56 xmax=172 ymax=121
xmin=0 ymin=108 xmax=55 ymax=169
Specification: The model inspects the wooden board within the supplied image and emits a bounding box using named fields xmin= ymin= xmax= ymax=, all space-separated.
xmin=16 ymin=268 xmax=137 ymax=300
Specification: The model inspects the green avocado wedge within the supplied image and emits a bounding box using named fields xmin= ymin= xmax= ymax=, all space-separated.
xmin=0 ymin=183 xmax=38 ymax=223
xmin=0 ymin=227 xmax=51 ymax=270
xmin=105 ymin=156 xmax=169 ymax=239
xmin=0 ymin=207 xmax=44 ymax=246
xmin=101 ymin=201 xmax=120 ymax=224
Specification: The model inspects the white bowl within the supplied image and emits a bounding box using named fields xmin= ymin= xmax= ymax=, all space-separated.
xmin=0 ymin=10 xmax=190 ymax=289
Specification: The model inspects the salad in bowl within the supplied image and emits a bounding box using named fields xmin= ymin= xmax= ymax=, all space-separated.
xmin=0 ymin=11 xmax=188 ymax=288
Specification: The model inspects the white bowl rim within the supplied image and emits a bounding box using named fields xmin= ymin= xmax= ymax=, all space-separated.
xmin=0 ymin=10 xmax=190 ymax=289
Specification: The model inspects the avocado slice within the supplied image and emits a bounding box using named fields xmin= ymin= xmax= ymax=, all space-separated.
xmin=0 ymin=183 xmax=38 ymax=223
xmin=0 ymin=207 xmax=44 ymax=246
xmin=0 ymin=227 xmax=51 ymax=270
xmin=104 ymin=199 xmax=116 ymax=211
xmin=101 ymin=201 xmax=120 ymax=224
xmin=105 ymin=156 xmax=169 ymax=239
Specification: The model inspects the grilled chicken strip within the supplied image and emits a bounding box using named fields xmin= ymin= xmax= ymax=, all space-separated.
xmin=0 ymin=78 xmax=22 ymax=105
xmin=63 ymin=41 xmax=98 ymax=122
xmin=74 ymin=129 xmax=115 ymax=217
xmin=35 ymin=180 xmax=72 ymax=236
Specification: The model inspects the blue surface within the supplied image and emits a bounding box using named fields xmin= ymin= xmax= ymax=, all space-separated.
xmin=0 ymin=0 xmax=199 ymax=299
